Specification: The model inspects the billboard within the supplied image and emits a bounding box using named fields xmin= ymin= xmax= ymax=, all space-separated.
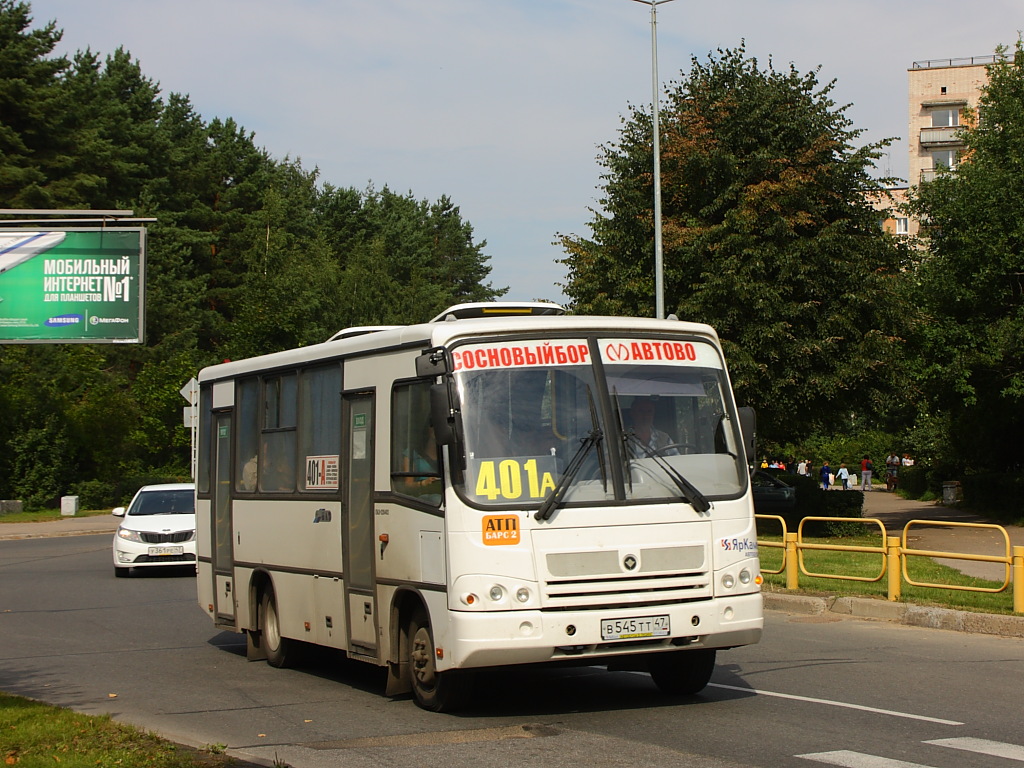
xmin=0 ymin=228 xmax=145 ymax=343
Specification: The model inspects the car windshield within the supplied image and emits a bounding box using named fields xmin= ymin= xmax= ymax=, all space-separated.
xmin=128 ymin=489 xmax=194 ymax=516
xmin=452 ymin=337 xmax=746 ymax=509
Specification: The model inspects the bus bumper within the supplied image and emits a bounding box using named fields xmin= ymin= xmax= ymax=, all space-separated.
xmin=440 ymin=591 xmax=762 ymax=670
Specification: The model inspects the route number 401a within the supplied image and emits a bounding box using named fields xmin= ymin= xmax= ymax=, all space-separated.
xmin=474 ymin=459 xmax=557 ymax=501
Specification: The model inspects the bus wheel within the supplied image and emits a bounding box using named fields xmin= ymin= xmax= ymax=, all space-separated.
xmin=408 ymin=608 xmax=472 ymax=712
xmin=648 ymin=648 xmax=716 ymax=695
xmin=261 ymin=589 xmax=294 ymax=669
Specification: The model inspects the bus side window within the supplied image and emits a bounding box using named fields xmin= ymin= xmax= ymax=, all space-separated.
xmin=260 ymin=373 xmax=297 ymax=493
xmin=391 ymin=381 xmax=441 ymax=505
xmin=236 ymin=378 xmax=260 ymax=492
xmin=299 ymin=365 xmax=342 ymax=492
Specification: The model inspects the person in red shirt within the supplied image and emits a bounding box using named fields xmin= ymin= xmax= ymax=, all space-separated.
xmin=860 ymin=455 xmax=874 ymax=490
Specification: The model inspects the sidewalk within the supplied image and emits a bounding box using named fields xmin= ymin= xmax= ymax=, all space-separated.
xmin=859 ymin=487 xmax=1024 ymax=581
xmin=0 ymin=513 xmax=119 ymax=540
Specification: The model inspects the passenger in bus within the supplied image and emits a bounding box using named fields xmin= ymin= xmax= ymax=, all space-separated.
xmin=626 ymin=397 xmax=678 ymax=457
xmin=401 ymin=427 xmax=441 ymax=501
xmin=240 ymin=454 xmax=257 ymax=492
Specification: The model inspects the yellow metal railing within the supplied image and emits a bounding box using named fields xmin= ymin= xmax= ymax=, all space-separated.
xmin=754 ymin=515 xmax=1024 ymax=614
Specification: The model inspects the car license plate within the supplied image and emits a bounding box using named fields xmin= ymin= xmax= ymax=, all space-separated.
xmin=601 ymin=614 xmax=670 ymax=641
xmin=148 ymin=546 xmax=184 ymax=557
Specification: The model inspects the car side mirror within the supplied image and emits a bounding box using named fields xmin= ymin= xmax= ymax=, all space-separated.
xmin=112 ymin=507 xmax=126 ymax=517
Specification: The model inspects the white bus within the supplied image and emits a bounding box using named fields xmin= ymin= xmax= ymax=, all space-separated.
xmin=195 ymin=303 xmax=762 ymax=711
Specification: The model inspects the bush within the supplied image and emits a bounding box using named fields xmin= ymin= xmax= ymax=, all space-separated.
xmin=784 ymin=475 xmax=864 ymax=537
xmin=898 ymin=465 xmax=928 ymax=499
xmin=960 ymin=473 xmax=1024 ymax=524
xmin=68 ymin=479 xmax=118 ymax=510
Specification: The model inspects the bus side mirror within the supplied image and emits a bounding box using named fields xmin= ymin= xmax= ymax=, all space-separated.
xmin=738 ymin=406 xmax=756 ymax=466
xmin=430 ymin=382 xmax=459 ymax=446
xmin=416 ymin=347 xmax=449 ymax=378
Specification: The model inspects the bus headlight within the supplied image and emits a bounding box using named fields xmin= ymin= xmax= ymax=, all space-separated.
xmin=488 ymin=585 xmax=505 ymax=602
xmin=515 ymin=587 xmax=530 ymax=603
xmin=721 ymin=573 xmax=735 ymax=589
xmin=739 ymin=569 xmax=752 ymax=585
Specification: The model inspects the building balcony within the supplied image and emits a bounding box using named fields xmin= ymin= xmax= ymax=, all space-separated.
xmin=919 ymin=126 xmax=962 ymax=146
xmin=920 ymin=167 xmax=957 ymax=183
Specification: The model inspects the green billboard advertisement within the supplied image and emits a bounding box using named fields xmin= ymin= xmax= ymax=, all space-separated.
xmin=0 ymin=228 xmax=145 ymax=343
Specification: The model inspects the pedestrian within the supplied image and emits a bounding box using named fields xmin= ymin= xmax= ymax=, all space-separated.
xmin=860 ymin=455 xmax=873 ymax=491
xmin=836 ymin=463 xmax=850 ymax=490
xmin=797 ymin=459 xmax=807 ymax=476
xmin=886 ymin=452 xmax=900 ymax=492
xmin=901 ymin=453 xmax=914 ymax=467
xmin=820 ymin=460 xmax=832 ymax=491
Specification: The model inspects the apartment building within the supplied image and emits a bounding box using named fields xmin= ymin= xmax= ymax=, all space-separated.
xmin=908 ymin=56 xmax=994 ymax=185
xmin=874 ymin=55 xmax=998 ymax=238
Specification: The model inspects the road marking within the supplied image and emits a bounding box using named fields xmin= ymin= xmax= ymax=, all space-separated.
xmin=708 ymin=683 xmax=964 ymax=725
xmin=925 ymin=737 xmax=1024 ymax=761
xmin=796 ymin=751 xmax=932 ymax=767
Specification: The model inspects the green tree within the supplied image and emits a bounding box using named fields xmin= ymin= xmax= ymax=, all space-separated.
xmin=561 ymin=45 xmax=911 ymax=444
xmin=0 ymin=0 xmax=67 ymax=206
xmin=0 ymin=1 xmax=506 ymax=505
xmin=317 ymin=185 xmax=505 ymax=326
xmin=908 ymin=42 xmax=1024 ymax=473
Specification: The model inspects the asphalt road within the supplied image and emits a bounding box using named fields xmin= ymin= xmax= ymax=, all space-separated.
xmin=1 ymin=534 xmax=1023 ymax=768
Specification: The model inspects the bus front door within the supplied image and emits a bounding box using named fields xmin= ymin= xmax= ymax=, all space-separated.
xmin=343 ymin=392 xmax=377 ymax=654
xmin=212 ymin=411 xmax=235 ymax=620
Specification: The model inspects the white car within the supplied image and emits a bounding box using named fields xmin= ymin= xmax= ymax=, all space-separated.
xmin=112 ymin=483 xmax=196 ymax=577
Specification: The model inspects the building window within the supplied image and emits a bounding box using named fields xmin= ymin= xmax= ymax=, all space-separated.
xmin=895 ymin=218 xmax=909 ymax=235
xmin=932 ymin=149 xmax=958 ymax=171
xmin=931 ymin=108 xmax=959 ymax=127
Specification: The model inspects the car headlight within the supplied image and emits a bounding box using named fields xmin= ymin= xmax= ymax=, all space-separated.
xmin=117 ymin=528 xmax=144 ymax=543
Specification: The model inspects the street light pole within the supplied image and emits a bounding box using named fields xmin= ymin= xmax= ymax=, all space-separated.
xmin=631 ymin=0 xmax=675 ymax=319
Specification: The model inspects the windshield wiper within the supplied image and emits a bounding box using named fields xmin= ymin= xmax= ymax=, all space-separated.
xmin=623 ymin=434 xmax=712 ymax=513
xmin=535 ymin=428 xmax=603 ymax=521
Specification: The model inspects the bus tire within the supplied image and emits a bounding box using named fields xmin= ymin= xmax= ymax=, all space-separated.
xmin=648 ymin=648 xmax=716 ymax=695
xmin=408 ymin=607 xmax=472 ymax=712
xmin=261 ymin=589 xmax=295 ymax=669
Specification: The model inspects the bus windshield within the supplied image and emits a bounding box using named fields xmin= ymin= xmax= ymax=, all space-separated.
xmin=452 ymin=337 xmax=746 ymax=509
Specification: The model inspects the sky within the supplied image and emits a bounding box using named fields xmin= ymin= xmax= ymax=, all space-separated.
xmin=24 ymin=0 xmax=1021 ymax=304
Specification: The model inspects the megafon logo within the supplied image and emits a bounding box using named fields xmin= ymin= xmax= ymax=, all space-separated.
xmin=604 ymin=343 xmax=631 ymax=362
xmin=45 ymin=314 xmax=83 ymax=327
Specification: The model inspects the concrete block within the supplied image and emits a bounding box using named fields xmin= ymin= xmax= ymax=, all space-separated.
xmin=60 ymin=496 xmax=79 ymax=517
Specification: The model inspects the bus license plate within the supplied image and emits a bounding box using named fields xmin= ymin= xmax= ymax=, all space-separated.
xmin=148 ymin=546 xmax=184 ymax=557
xmin=601 ymin=615 xmax=670 ymax=641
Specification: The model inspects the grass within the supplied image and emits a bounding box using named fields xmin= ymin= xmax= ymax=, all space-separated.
xmin=0 ymin=508 xmax=111 ymax=524
xmin=0 ymin=692 xmax=267 ymax=767
xmin=758 ymin=531 xmax=1019 ymax=615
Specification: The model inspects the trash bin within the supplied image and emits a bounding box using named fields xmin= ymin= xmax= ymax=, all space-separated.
xmin=60 ymin=495 xmax=79 ymax=517
xmin=941 ymin=481 xmax=961 ymax=505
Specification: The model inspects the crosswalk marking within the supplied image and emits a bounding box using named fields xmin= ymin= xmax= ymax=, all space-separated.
xmin=924 ymin=737 xmax=1024 ymax=761
xmin=798 ymin=737 xmax=1024 ymax=767
xmin=796 ymin=751 xmax=931 ymax=768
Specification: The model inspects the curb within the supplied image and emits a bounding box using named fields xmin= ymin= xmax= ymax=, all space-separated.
xmin=764 ymin=591 xmax=1024 ymax=639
